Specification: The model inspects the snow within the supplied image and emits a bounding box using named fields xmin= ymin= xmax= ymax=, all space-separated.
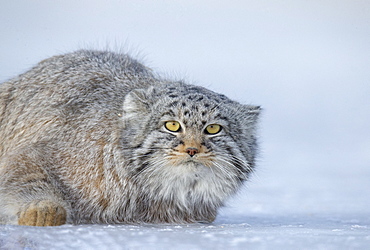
xmin=1 ymin=214 xmax=369 ymax=249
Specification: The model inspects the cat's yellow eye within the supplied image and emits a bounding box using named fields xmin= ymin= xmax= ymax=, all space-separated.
xmin=205 ymin=124 xmax=222 ymax=135
xmin=165 ymin=121 xmax=181 ymax=132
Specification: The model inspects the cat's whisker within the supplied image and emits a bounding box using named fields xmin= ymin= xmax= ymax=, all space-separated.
xmin=211 ymin=155 xmax=247 ymax=180
xmin=208 ymin=157 xmax=234 ymax=175
xmin=211 ymin=162 xmax=236 ymax=180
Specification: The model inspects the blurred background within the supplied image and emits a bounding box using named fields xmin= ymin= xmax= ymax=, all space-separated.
xmin=1 ymin=0 xmax=369 ymax=218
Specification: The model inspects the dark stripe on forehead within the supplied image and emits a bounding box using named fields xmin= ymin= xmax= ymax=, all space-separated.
xmin=186 ymin=87 xmax=201 ymax=92
xmin=190 ymin=105 xmax=199 ymax=112
xmin=161 ymin=110 xmax=176 ymax=117
xmin=214 ymin=113 xmax=229 ymax=121
xmin=169 ymin=101 xmax=178 ymax=107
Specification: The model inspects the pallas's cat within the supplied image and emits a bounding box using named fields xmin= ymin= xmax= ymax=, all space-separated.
xmin=0 ymin=50 xmax=260 ymax=226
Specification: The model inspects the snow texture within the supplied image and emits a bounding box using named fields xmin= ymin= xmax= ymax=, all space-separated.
xmin=1 ymin=213 xmax=369 ymax=250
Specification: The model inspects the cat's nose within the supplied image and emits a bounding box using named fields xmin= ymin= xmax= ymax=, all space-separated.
xmin=186 ymin=147 xmax=199 ymax=157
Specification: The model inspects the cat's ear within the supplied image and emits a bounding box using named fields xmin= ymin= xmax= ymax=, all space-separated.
xmin=236 ymin=104 xmax=261 ymax=163
xmin=238 ymin=104 xmax=261 ymax=128
xmin=243 ymin=105 xmax=261 ymax=118
xmin=121 ymin=88 xmax=156 ymax=145
xmin=122 ymin=88 xmax=152 ymax=119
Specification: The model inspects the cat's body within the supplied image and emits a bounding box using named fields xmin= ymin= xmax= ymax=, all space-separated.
xmin=0 ymin=50 xmax=260 ymax=226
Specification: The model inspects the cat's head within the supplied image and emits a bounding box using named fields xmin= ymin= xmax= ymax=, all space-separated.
xmin=121 ymin=82 xmax=260 ymax=220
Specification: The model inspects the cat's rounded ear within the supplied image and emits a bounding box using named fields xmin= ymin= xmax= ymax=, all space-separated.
xmin=122 ymin=88 xmax=150 ymax=119
xmin=122 ymin=86 xmax=160 ymax=121
xmin=121 ymin=88 xmax=156 ymax=144
xmin=240 ymin=105 xmax=261 ymax=125
xmin=234 ymin=104 xmax=261 ymax=164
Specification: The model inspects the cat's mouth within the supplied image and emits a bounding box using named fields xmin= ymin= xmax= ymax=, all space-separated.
xmin=167 ymin=152 xmax=214 ymax=168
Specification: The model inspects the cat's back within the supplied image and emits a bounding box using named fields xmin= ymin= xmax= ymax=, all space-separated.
xmin=0 ymin=50 xmax=156 ymax=155
xmin=0 ymin=50 xmax=155 ymax=107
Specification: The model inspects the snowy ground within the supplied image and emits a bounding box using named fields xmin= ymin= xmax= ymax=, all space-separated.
xmin=1 ymin=214 xmax=369 ymax=250
xmin=1 ymin=168 xmax=369 ymax=250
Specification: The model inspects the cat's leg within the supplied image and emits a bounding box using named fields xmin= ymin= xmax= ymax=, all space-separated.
xmin=0 ymin=150 xmax=69 ymax=226
xmin=18 ymin=200 xmax=67 ymax=226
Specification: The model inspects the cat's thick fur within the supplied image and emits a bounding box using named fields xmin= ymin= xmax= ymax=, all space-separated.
xmin=0 ymin=50 xmax=260 ymax=226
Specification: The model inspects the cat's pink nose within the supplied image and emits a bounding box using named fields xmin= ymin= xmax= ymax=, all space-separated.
xmin=186 ymin=147 xmax=199 ymax=157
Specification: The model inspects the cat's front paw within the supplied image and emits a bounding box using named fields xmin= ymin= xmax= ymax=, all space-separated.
xmin=18 ymin=200 xmax=67 ymax=226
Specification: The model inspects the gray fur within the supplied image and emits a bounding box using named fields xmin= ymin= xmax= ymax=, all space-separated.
xmin=0 ymin=50 xmax=260 ymax=225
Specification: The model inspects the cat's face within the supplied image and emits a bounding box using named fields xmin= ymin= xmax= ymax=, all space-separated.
xmin=121 ymin=82 xmax=260 ymax=211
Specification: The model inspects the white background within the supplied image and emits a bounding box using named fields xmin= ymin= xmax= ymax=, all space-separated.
xmin=1 ymin=1 xmax=369 ymax=249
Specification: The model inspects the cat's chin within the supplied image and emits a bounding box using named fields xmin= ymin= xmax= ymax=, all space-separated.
xmin=174 ymin=159 xmax=213 ymax=175
xmin=181 ymin=159 xmax=203 ymax=167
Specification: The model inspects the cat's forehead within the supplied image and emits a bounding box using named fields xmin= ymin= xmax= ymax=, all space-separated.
xmin=161 ymin=102 xmax=228 ymax=129
xmin=161 ymin=83 xmax=232 ymax=106
xmin=155 ymin=83 xmax=233 ymax=127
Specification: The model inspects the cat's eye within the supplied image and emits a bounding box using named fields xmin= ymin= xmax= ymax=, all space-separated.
xmin=205 ymin=124 xmax=222 ymax=135
xmin=165 ymin=121 xmax=181 ymax=132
